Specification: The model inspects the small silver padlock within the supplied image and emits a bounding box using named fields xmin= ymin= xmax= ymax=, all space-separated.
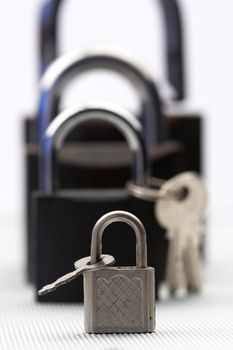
xmin=84 ymin=211 xmax=155 ymax=334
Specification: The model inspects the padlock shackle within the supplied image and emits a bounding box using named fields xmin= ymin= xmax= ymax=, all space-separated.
xmin=37 ymin=48 xmax=164 ymax=160
xmin=90 ymin=211 xmax=148 ymax=268
xmin=91 ymin=211 xmax=148 ymax=268
xmin=39 ymin=0 xmax=185 ymax=99
xmin=160 ymin=0 xmax=185 ymax=100
xmin=41 ymin=103 xmax=149 ymax=192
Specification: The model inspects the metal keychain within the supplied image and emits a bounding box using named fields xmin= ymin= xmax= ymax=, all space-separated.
xmin=156 ymin=173 xmax=207 ymax=294
xmin=127 ymin=172 xmax=207 ymax=294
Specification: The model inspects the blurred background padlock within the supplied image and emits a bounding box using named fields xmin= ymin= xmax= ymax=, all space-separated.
xmin=27 ymin=49 xmax=184 ymax=283
xmin=33 ymin=99 xmax=183 ymax=301
xmin=24 ymin=0 xmax=201 ymax=283
xmin=34 ymin=103 xmax=150 ymax=302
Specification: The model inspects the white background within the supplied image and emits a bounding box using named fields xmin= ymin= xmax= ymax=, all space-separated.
xmin=0 ymin=0 xmax=232 ymax=267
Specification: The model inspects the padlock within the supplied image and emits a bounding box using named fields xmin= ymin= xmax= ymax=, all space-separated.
xmin=84 ymin=210 xmax=155 ymax=334
xmin=24 ymin=0 xmax=188 ymax=282
xmin=25 ymin=0 xmax=199 ymax=281
xmin=34 ymin=102 xmax=150 ymax=302
xmin=27 ymin=49 xmax=183 ymax=283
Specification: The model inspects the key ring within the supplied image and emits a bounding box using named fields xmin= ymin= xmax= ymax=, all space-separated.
xmin=127 ymin=177 xmax=186 ymax=202
xmin=127 ymin=180 xmax=173 ymax=202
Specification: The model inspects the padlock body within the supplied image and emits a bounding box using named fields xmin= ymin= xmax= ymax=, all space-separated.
xmin=25 ymin=113 xmax=202 ymax=284
xmin=167 ymin=113 xmax=202 ymax=173
xmin=84 ymin=267 xmax=155 ymax=333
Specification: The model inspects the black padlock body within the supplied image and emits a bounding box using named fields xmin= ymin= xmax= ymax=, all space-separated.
xmin=28 ymin=143 xmax=183 ymax=284
xmin=24 ymin=113 xmax=199 ymax=283
xmin=167 ymin=114 xmax=202 ymax=173
xmin=24 ymin=113 xmax=202 ymax=178
xmin=24 ymin=116 xmax=36 ymax=144
xmin=33 ymin=191 xmax=167 ymax=302
xmin=24 ymin=116 xmax=37 ymax=281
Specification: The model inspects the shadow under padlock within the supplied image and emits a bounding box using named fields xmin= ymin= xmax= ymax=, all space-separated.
xmin=33 ymin=103 xmax=168 ymax=302
xmin=27 ymin=49 xmax=184 ymax=283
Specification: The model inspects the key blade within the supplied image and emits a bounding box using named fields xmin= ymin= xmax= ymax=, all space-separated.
xmin=38 ymin=255 xmax=116 ymax=297
xmin=38 ymin=283 xmax=57 ymax=296
xmin=184 ymin=233 xmax=202 ymax=293
xmin=38 ymin=269 xmax=81 ymax=296
xmin=166 ymin=229 xmax=186 ymax=294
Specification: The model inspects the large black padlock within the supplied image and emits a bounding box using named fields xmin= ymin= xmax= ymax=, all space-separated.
xmin=34 ymin=103 xmax=169 ymax=302
xmin=25 ymin=0 xmax=198 ymax=281
xmin=24 ymin=0 xmax=186 ymax=281
xmin=27 ymin=49 xmax=183 ymax=283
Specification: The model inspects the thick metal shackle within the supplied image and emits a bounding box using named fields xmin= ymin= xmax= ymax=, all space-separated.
xmin=160 ymin=0 xmax=185 ymax=100
xmin=39 ymin=0 xmax=185 ymax=98
xmin=41 ymin=103 xmax=148 ymax=193
xmin=37 ymin=48 xmax=163 ymax=152
xmin=91 ymin=211 xmax=148 ymax=268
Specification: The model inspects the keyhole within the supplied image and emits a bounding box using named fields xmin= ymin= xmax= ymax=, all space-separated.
xmin=176 ymin=186 xmax=189 ymax=201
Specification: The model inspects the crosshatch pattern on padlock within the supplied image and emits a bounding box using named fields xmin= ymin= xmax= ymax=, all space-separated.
xmin=96 ymin=274 xmax=144 ymax=329
xmin=84 ymin=268 xmax=155 ymax=333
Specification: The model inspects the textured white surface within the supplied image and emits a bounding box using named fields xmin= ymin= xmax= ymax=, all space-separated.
xmin=1 ymin=225 xmax=233 ymax=350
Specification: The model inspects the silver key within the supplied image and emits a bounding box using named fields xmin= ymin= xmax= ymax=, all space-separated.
xmin=184 ymin=222 xmax=204 ymax=293
xmin=38 ymin=255 xmax=115 ymax=296
xmin=166 ymin=227 xmax=186 ymax=293
xmin=156 ymin=172 xmax=207 ymax=295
